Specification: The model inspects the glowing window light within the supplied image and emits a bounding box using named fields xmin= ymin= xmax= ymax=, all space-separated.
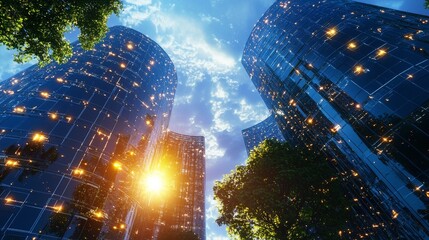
xmin=73 ymin=168 xmax=84 ymax=175
xmin=93 ymin=210 xmax=105 ymax=218
xmin=376 ymin=49 xmax=387 ymax=58
xmin=326 ymin=28 xmax=337 ymax=37
xmin=66 ymin=116 xmax=72 ymax=123
xmin=13 ymin=106 xmax=25 ymax=113
xmin=331 ymin=124 xmax=341 ymax=133
xmin=392 ymin=210 xmax=399 ymax=219
xmin=6 ymin=90 xmax=14 ymax=95
xmin=426 ymin=192 xmax=429 ymax=198
xmin=113 ymin=161 xmax=122 ymax=170
xmin=406 ymin=74 xmax=413 ymax=80
xmin=307 ymin=118 xmax=314 ymax=124
xmin=347 ymin=42 xmax=357 ymax=50
xmin=353 ymin=65 xmax=365 ymax=75
xmin=404 ymin=34 xmax=414 ymax=40
xmin=56 ymin=78 xmax=64 ymax=83
xmin=126 ymin=43 xmax=134 ymax=50
xmin=5 ymin=197 xmax=14 ymax=203
xmin=40 ymin=92 xmax=50 ymax=98
xmin=149 ymin=60 xmax=155 ymax=66
xmin=5 ymin=160 xmax=19 ymax=167
xmin=49 ymin=113 xmax=58 ymax=120
xmin=382 ymin=137 xmax=392 ymax=143
xmin=32 ymin=133 xmax=47 ymax=142
xmin=120 ymin=63 xmax=126 ymax=69
xmin=351 ymin=170 xmax=359 ymax=177
xmin=120 ymin=224 xmax=126 ymax=229
xmin=146 ymin=118 xmax=153 ymax=126
xmin=355 ymin=104 xmax=361 ymax=109
xmin=53 ymin=205 xmax=63 ymax=212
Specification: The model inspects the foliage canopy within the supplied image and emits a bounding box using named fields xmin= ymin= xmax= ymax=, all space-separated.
xmin=0 ymin=0 xmax=122 ymax=65
xmin=214 ymin=140 xmax=350 ymax=239
xmin=158 ymin=227 xmax=200 ymax=240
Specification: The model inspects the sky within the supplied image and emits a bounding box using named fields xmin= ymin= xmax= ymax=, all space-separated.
xmin=0 ymin=0 xmax=428 ymax=239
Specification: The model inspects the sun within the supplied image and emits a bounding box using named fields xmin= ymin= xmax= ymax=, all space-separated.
xmin=144 ymin=171 xmax=165 ymax=194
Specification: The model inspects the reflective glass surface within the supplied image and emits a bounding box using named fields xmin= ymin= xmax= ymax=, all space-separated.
xmin=0 ymin=26 xmax=177 ymax=239
xmin=242 ymin=114 xmax=285 ymax=154
xmin=242 ymin=0 xmax=429 ymax=238
xmin=131 ymin=131 xmax=205 ymax=240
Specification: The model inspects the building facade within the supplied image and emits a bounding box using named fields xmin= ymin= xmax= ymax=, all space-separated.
xmin=242 ymin=114 xmax=285 ymax=154
xmin=0 ymin=26 xmax=177 ymax=239
xmin=148 ymin=131 xmax=206 ymax=240
xmin=242 ymin=0 xmax=429 ymax=239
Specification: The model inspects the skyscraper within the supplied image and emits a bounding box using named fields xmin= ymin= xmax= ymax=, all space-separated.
xmin=0 ymin=26 xmax=177 ymax=239
xmin=242 ymin=114 xmax=285 ymax=154
xmin=242 ymin=0 xmax=429 ymax=238
xmin=147 ymin=131 xmax=206 ymax=240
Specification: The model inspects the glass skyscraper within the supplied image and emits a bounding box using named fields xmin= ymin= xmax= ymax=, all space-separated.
xmin=155 ymin=131 xmax=205 ymax=240
xmin=242 ymin=114 xmax=285 ymax=154
xmin=242 ymin=0 xmax=429 ymax=238
xmin=0 ymin=26 xmax=177 ymax=239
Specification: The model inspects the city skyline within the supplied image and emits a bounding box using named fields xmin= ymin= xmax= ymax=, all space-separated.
xmin=1 ymin=0 xmax=429 ymax=239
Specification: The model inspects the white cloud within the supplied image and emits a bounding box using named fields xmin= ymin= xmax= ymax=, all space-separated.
xmin=200 ymin=14 xmax=221 ymax=23
xmin=120 ymin=0 xmax=161 ymax=26
xmin=124 ymin=0 xmax=152 ymax=5
xmin=0 ymin=47 xmax=34 ymax=81
xmin=234 ymin=99 xmax=269 ymax=123
xmin=202 ymin=129 xmax=226 ymax=161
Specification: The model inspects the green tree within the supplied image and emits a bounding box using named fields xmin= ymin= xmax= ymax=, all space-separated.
xmin=158 ymin=227 xmax=199 ymax=240
xmin=0 ymin=0 xmax=122 ymax=65
xmin=214 ymin=140 xmax=350 ymax=239
xmin=426 ymin=0 xmax=429 ymax=8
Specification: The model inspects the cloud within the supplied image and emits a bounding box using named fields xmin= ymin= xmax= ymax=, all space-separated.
xmin=0 ymin=47 xmax=34 ymax=81
xmin=125 ymin=0 xmax=152 ymax=5
xmin=234 ymin=98 xmax=269 ymax=123
xmin=117 ymin=3 xmax=273 ymax=238
xmin=120 ymin=0 xmax=161 ymax=26
xmin=200 ymin=14 xmax=221 ymax=23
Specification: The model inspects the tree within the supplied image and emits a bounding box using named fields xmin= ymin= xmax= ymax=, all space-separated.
xmin=213 ymin=140 xmax=350 ymax=239
xmin=158 ymin=227 xmax=199 ymax=240
xmin=426 ymin=0 xmax=429 ymax=8
xmin=0 ymin=0 xmax=122 ymax=66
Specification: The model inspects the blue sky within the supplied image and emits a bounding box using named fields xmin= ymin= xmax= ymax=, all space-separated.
xmin=0 ymin=0 xmax=428 ymax=239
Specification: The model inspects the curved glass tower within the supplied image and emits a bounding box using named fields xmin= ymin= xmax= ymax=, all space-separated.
xmin=0 ymin=26 xmax=177 ymax=239
xmin=242 ymin=0 xmax=429 ymax=239
xmin=242 ymin=114 xmax=285 ymax=154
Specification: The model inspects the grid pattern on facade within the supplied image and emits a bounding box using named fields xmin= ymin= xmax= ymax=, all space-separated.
xmin=242 ymin=0 xmax=429 ymax=239
xmin=242 ymin=114 xmax=285 ymax=155
xmin=141 ymin=131 xmax=205 ymax=240
xmin=0 ymin=26 xmax=177 ymax=239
